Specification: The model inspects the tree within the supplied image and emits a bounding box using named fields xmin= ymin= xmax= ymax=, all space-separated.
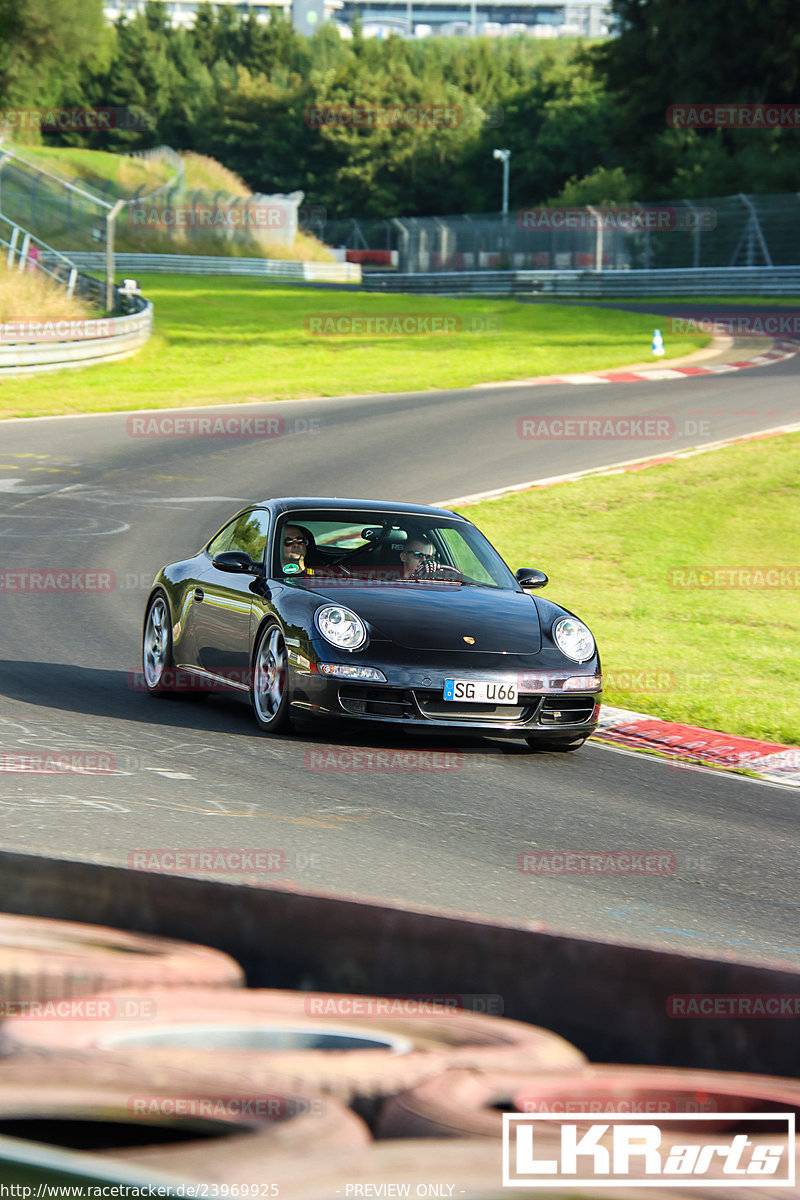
xmin=0 ymin=0 xmax=106 ymax=118
xmin=594 ymin=0 xmax=800 ymax=193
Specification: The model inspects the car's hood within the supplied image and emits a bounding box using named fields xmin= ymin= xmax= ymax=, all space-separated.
xmin=306 ymin=583 xmax=542 ymax=653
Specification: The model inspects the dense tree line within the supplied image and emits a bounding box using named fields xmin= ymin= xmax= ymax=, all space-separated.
xmin=2 ymin=0 xmax=799 ymax=216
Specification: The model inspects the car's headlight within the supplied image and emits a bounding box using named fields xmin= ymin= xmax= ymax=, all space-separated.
xmin=315 ymin=605 xmax=367 ymax=651
xmin=553 ymin=617 xmax=595 ymax=663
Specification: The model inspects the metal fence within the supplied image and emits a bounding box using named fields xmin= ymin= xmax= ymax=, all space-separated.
xmin=0 ymin=141 xmax=305 ymax=259
xmin=307 ymin=194 xmax=800 ymax=273
xmin=0 ymin=145 xmax=112 ymax=256
xmin=65 ymin=251 xmax=362 ymax=283
xmin=1 ymin=213 xmax=80 ymax=295
xmin=361 ymin=266 xmax=800 ymax=296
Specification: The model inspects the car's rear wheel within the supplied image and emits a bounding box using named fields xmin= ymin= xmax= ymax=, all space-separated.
xmin=142 ymin=592 xmax=173 ymax=695
xmin=251 ymin=622 xmax=292 ymax=733
xmin=524 ymin=735 xmax=587 ymax=753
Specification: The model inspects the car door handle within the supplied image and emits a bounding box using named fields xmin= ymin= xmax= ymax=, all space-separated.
xmin=194 ymin=588 xmax=204 ymax=601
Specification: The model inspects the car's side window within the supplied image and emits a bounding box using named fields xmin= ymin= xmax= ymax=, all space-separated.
xmin=207 ymin=519 xmax=238 ymax=558
xmin=438 ymin=529 xmax=495 ymax=585
xmin=227 ymin=509 xmax=270 ymax=563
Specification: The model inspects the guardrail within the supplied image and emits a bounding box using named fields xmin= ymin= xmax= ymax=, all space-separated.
xmin=0 ymin=294 xmax=152 ymax=375
xmin=362 ymin=266 xmax=800 ymax=297
xmin=65 ymin=251 xmax=362 ymax=283
xmin=59 ymin=258 xmax=800 ymax=294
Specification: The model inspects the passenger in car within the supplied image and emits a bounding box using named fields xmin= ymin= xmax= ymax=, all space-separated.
xmin=280 ymin=524 xmax=313 ymax=574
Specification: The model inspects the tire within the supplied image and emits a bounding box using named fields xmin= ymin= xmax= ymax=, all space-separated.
xmin=0 ymin=914 xmax=243 ymax=1002
xmin=251 ymin=621 xmax=292 ymax=733
xmin=0 ymin=987 xmax=586 ymax=1115
xmin=0 ymin=1049 xmax=367 ymax=1160
xmin=376 ymin=1064 xmax=800 ymax=1141
xmin=525 ymin=735 xmax=587 ymax=752
xmin=142 ymin=592 xmax=174 ymax=696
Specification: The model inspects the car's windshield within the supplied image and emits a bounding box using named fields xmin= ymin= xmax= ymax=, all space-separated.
xmin=272 ymin=510 xmax=519 ymax=589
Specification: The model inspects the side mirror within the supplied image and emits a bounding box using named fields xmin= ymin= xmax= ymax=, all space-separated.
xmin=213 ymin=551 xmax=263 ymax=575
xmin=516 ymin=568 xmax=548 ymax=590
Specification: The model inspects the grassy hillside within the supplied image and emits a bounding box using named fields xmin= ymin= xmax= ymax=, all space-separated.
xmin=16 ymin=145 xmax=172 ymax=196
xmin=3 ymin=145 xmax=332 ymax=260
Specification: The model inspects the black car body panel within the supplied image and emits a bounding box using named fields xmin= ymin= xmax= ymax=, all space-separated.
xmin=144 ymin=497 xmax=602 ymax=741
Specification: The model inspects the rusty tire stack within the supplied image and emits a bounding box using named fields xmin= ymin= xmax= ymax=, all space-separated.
xmin=0 ymin=914 xmax=243 ymax=1000
xmin=0 ymin=984 xmax=587 ymax=1115
xmin=1 ymin=911 xmax=797 ymax=1196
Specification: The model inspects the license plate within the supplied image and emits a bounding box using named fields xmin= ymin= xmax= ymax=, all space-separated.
xmin=443 ymin=679 xmax=518 ymax=703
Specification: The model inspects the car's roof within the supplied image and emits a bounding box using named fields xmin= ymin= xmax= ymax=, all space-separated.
xmin=263 ymin=497 xmax=467 ymax=521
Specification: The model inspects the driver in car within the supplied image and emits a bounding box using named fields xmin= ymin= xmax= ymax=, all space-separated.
xmin=399 ymin=536 xmax=437 ymax=580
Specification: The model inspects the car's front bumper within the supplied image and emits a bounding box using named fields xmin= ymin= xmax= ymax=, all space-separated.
xmin=287 ymin=652 xmax=601 ymax=739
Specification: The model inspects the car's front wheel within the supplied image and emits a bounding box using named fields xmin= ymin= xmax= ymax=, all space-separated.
xmin=142 ymin=592 xmax=173 ymax=695
xmin=525 ymin=736 xmax=588 ymax=753
xmin=251 ymin=622 xmax=292 ymax=733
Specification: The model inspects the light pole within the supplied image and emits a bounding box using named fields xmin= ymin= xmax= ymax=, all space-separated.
xmin=493 ymin=148 xmax=510 ymax=217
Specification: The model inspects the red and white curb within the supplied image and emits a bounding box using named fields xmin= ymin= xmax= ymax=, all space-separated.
xmin=594 ymin=706 xmax=800 ymax=788
xmin=482 ymin=338 xmax=800 ymax=387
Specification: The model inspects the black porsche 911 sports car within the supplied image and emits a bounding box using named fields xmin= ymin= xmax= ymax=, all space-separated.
xmin=142 ymin=497 xmax=601 ymax=750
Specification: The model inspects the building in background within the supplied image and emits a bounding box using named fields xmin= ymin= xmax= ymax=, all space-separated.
xmin=103 ymin=0 xmax=611 ymax=37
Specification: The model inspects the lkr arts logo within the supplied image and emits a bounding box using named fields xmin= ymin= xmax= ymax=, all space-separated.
xmin=502 ymin=1114 xmax=795 ymax=1187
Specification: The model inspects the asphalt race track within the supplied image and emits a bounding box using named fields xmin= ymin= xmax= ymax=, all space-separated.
xmin=1 ymin=352 xmax=798 ymax=967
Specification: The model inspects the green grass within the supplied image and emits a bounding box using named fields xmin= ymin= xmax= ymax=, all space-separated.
xmin=16 ymin=145 xmax=172 ymax=196
xmin=461 ymin=434 xmax=800 ymax=746
xmin=0 ymin=278 xmax=708 ymax=419
xmin=180 ymin=151 xmax=250 ymax=195
xmin=7 ymin=146 xmax=330 ymax=258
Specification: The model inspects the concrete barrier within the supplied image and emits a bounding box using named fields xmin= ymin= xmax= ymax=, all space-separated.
xmin=1 ymin=849 xmax=798 ymax=1077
